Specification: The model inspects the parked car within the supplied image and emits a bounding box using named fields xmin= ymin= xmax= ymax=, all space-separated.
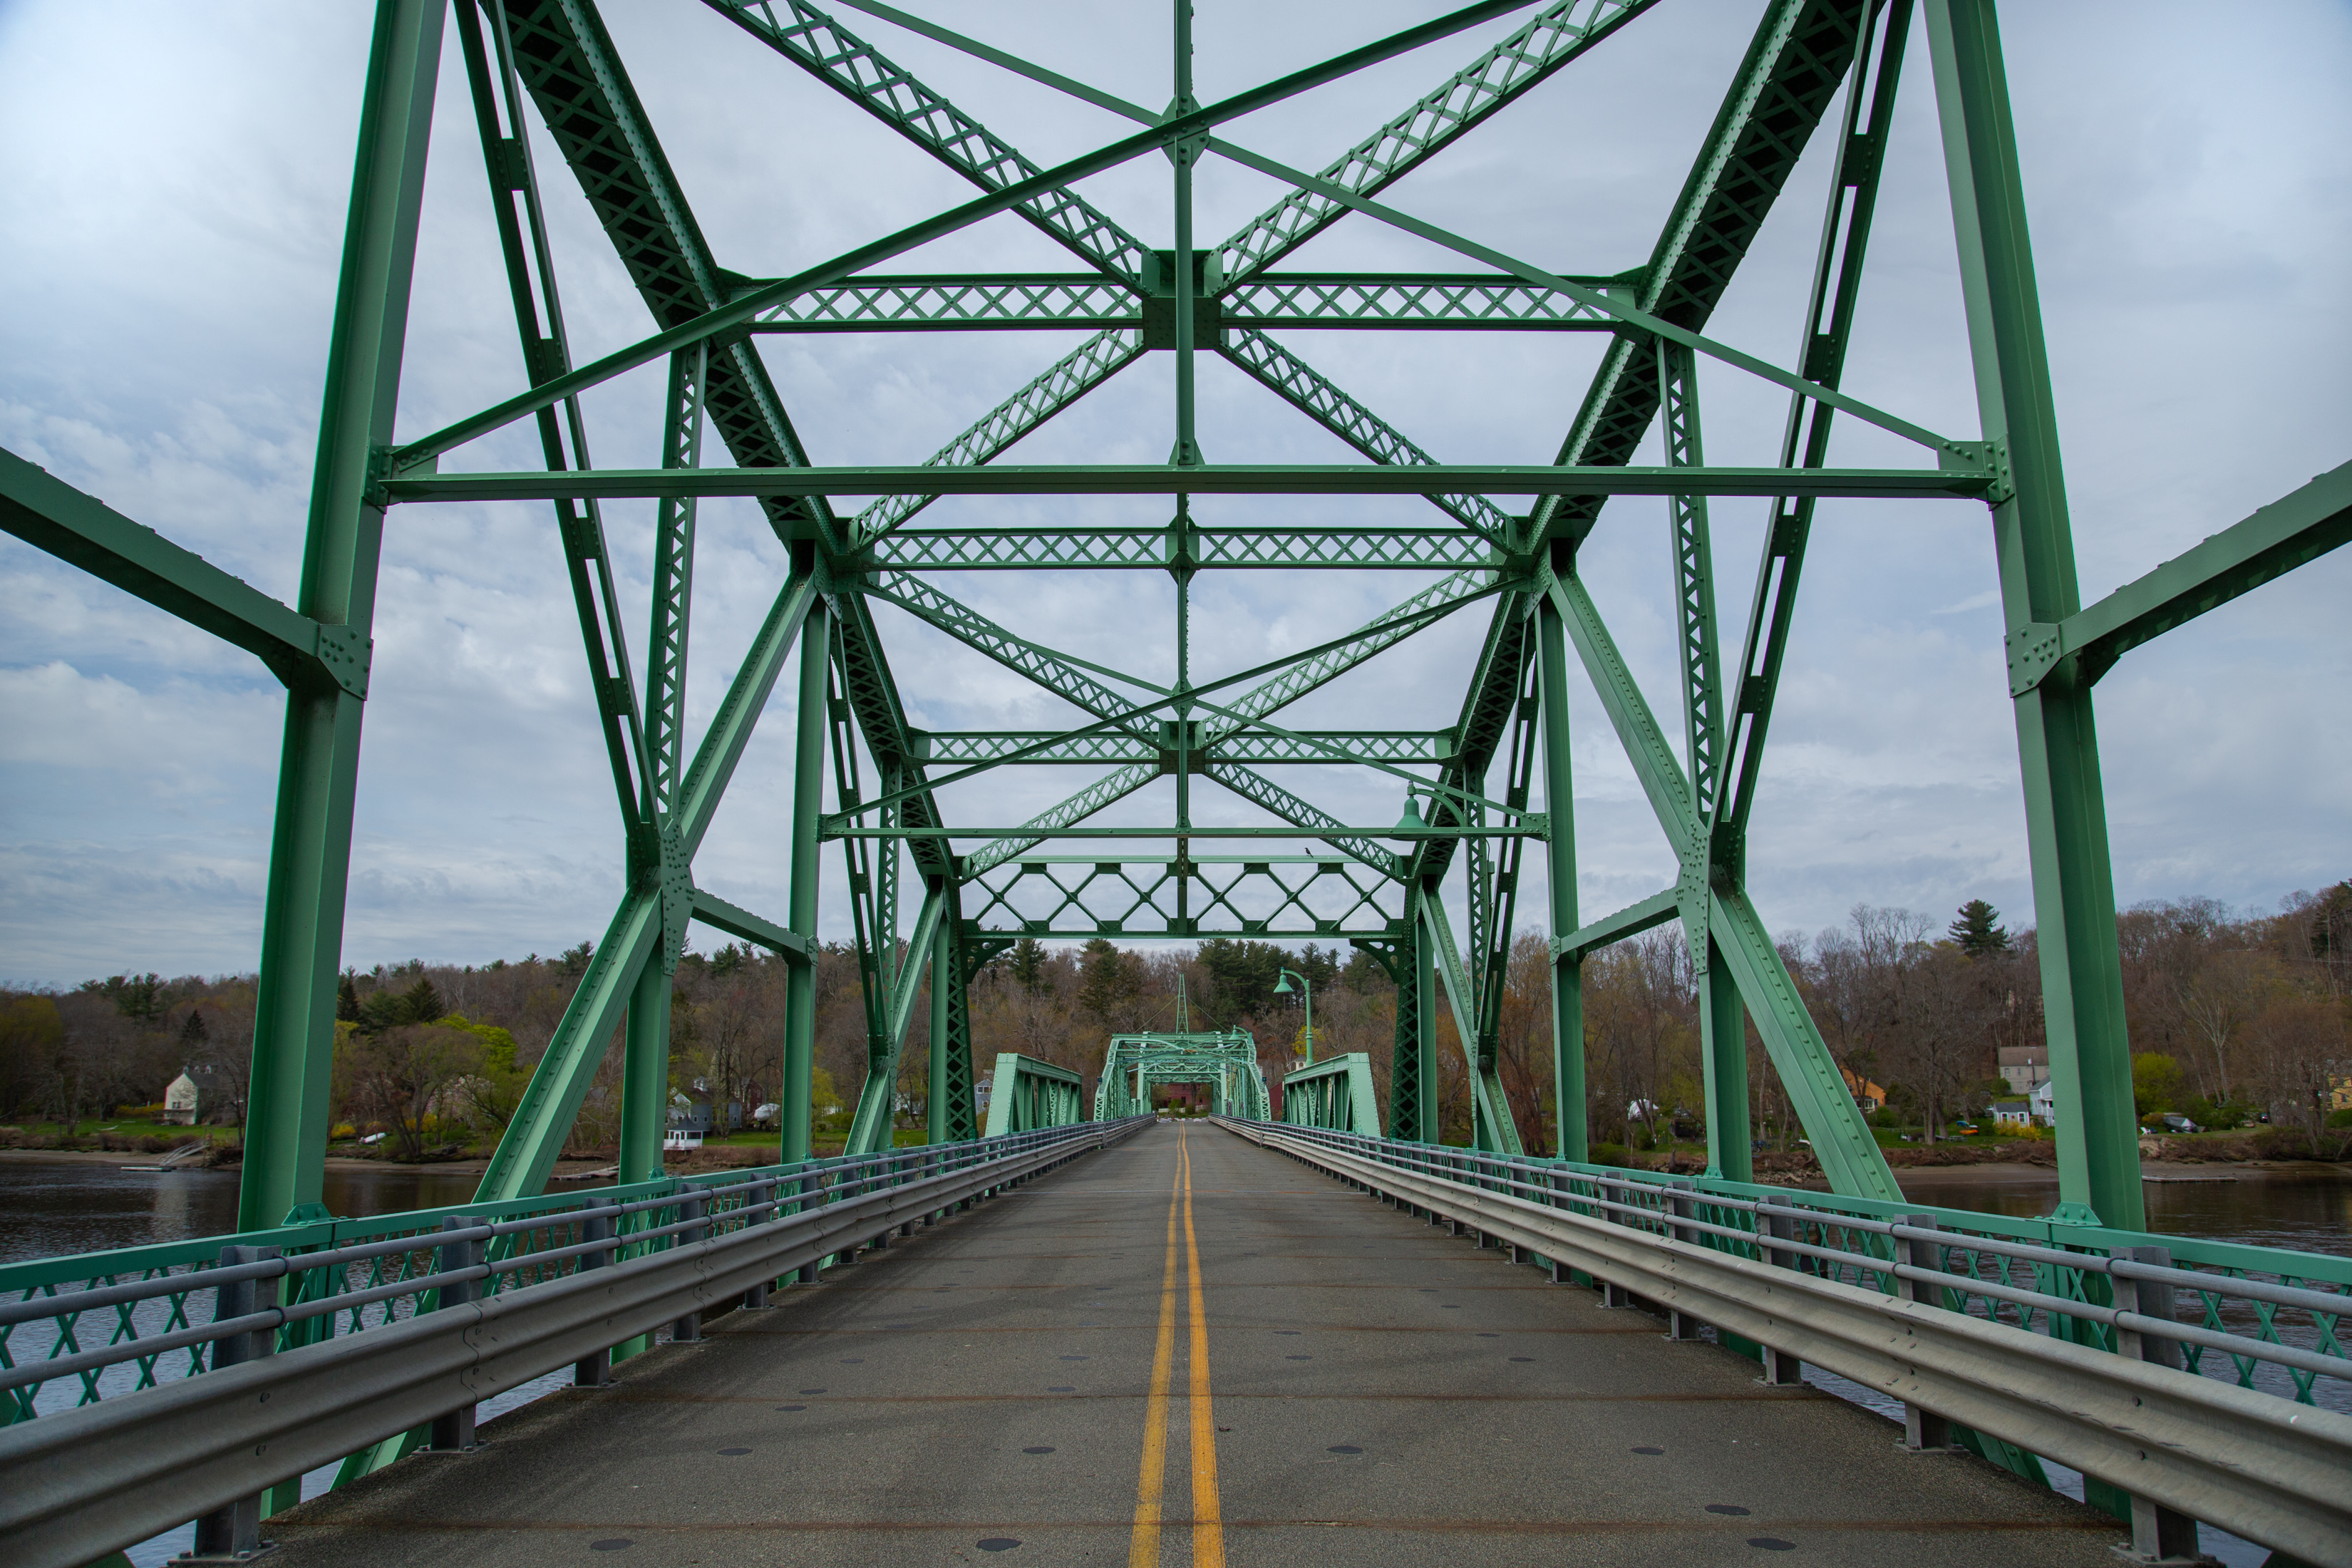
xmin=2157 ymin=1113 xmax=2202 ymax=1134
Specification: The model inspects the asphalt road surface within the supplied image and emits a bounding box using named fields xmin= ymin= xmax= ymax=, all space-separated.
xmin=267 ymin=1120 xmax=2125 ymax=1566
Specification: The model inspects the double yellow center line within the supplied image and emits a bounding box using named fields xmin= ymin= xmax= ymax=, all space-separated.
xmin=1129 ymin=1125 xmax=1222 ymax=1568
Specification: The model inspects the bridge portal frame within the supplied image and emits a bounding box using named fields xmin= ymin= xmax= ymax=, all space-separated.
xmin=4 ymin=0 xmax=2343 ymax=1235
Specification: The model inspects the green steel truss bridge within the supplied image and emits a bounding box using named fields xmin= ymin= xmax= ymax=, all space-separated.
xmin=1096 ymin=1030 xmax=1274 ymax=1120
xmin=4 ymin=0 xmax=2345 ymax=1237
xmin=4 ymin=3 xmax=2349 ymax=1562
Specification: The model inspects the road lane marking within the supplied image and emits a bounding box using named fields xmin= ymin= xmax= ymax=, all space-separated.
xmin=1182 ymin=1126 xmax=1226 ymax=1568
xmin=1128 ymin=1139 xmax=1182 ymax=1568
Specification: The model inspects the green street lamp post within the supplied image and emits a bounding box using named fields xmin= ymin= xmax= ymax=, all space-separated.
xmin=1274 ymin=967 xmax=1314 ymax=1066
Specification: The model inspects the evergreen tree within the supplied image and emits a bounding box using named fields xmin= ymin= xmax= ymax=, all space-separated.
xmin=403 ymin=977 xmax=446 ymax=1023
xmin=336 ymin=972 xmax=361 ymax=1023
xmin=179 ymin=1009 xmax=208 ymax=1046
xmin=1076 ymin=938 xmax=1140 ymax=1023
xmin=1009 ymin=937 xmax=1049 ymax=994
xmin=1949 ymin=899 xmax=2010 ymax=956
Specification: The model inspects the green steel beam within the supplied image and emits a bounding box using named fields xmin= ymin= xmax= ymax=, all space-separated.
xmin=1534 ymin=590 xmax=1584 ymax=1161
xmin=2043 ymin=458 xmax=2352 ymax=688
xmin=912 ymin=730 xmax=1455 ymax=766
xmin=850 ymin=329 xmax=1145 ymax=546
xmin=691 ymin=889 xmax=810 ymax=961
xmin=964 ymin=854 xmax=1402 ymax=939
xmin=927 ymin=883 xmax=981 ymax=1144
xmin=1214 ymin=0 xmax=1658 ymax=282
xmin=866 ymin=522 xmax=1497 ymax=572
xmin=1553 ymin=887 xmax=1678 ymax=961
xmin=1535 ymin=0 xmax=1874 ymax=550
xmin=237 ymin=0 xmax=443 ymax=1233
xmin=780 ymin=602 xmax=832 ymax=1165
xmin=983 ymin=1052 xmax=1088 ymax=1137
xmin=391 ymin=0 xmax=1547 ymax=470
xmin=702 ymin=0 xmax=1150 ymax=284
xmin=1222 ymin=329 xmax=1517 ymax=542
xmin=498 ymin=0 xmax=835 ymax=550
xmin=0 ymin=449 xmax=359 ymax=698
xmin=675 ymin=572 xmax=825 ymax=855
xmin=1547 ymin=572 xmax=1897 ymax=1200
xmin=1224 ymin=272 xmax=1625 ymax=329
xmin=1716 ymin=0 xmax=1911 ymax=881
xmin=1204 ymin=134 xmax=1947 ymax=459
xmin=387 ymin=461 xmax=1985 ymax=505
xmin=1420 ymin=894 xmax=1522 ymax=1155
xmin=645 ymin=347 xmax=707 ymax=813
xmin=475 ymin=577 xmax=822 ymax=1201
xmin=1281 ymin=1053 xmax=1381 ymax=1134
xmin=843 ymin=882 xmax=947 ymax=1156
xmin=497 ymin=0 xmax=959 ymax=919
xmin=827 ymin=629 xmax=896 ymax=1066
xmin=746 ymin=274 xmax=1138 ymax=332
xmin=1200 ymin=762 xmax=1403 ymax=880
xmin=865 ymin=572 xmax=1160 ymax=733
xmin=1927 ymin=0 xmax=2137 ymax=1229
xmin=1656 ymin=339 xmax=1747 ymax=1181
xmin=476 ymin=887 xmax=664 ymax=1202
xmin=1199 ymin=569 xmax=1504 ymax=744
xmin=455 ymin=0 xmax=659 ymax=843
xmin=835 ymin=825 xmax=1537 ymax=842
xmin=1659 ymin=341 xmax=1726 ymax=817
xmin=735 ymin=271 xmax=1631 ymax=333
xmin=962 ymin=765 xmax=1161 ymax=878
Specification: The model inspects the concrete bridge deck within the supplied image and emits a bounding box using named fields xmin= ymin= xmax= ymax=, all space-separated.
xmin=267 ymin=1122 xmax=2123 ymax=1567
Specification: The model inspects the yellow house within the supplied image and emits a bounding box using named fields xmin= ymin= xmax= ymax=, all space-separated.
xmin=1842 ymin=1066 xmax=1887 ymax=1113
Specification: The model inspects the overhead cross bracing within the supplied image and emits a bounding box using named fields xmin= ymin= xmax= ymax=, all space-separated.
xmin=4 ymin=0 xmax=2344 ymax=1261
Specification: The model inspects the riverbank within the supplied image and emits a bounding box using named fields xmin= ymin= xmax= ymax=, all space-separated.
xmin=0 ymin=1144 xmax=860 ymax=1177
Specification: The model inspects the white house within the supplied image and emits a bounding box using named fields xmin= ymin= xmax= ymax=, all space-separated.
xmin=162 ymin=1072 xmax=198 ymax=1126
xmin=2029 ymin=1079 xmax=2056 ymax=1127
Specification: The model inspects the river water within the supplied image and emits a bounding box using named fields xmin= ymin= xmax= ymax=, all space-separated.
xmin=4 ymin=1157 xmax=2343 ymax=1567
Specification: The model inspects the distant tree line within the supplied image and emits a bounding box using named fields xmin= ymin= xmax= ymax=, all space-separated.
xmin=3 ymin=880 xmax=2344 ymax=1160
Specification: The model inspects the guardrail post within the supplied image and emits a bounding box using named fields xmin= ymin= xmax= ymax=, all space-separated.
xmin=2111 ymin=1247 xmax=2204 ymax=1564
xmin=1755 ymin=1195 xmax=1803 ymax=1386
xmin=1595 ymin=1177 xmax=1634 ymax=1308
xmin=430 ymin=1217 xmax=485 ymax=1451
xmin=743 ymin=1181 xmax=775 ymax=1309
xmin=1894 ymin=1216 xmax=1952 ymax=1450
xmin=575 ymin=1198 xmax=617 ymax=1386
xmin=1665 ymin=1179 xmax=1703 ymax=1340
xmin=1547 ymin=1169 xmax=1574 ymax=1284
xmin=798 ymin=1168 xmax=822 ymax=1282
xmin=187 ymin=1244 xmax=274 ymax=1557
xmin=672 ymin=1192 xmax=706 ymax=1342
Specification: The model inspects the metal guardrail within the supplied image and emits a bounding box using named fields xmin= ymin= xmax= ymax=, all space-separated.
xmin=0 ymin=1117 xmax=1150 ymax=1568
xmin=1214 ymin=1118 xmax=2352 ymax=1568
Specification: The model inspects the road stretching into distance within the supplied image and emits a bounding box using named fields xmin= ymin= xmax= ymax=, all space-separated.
xmin=264 ymin=1122 xmax=2125 ymax=1565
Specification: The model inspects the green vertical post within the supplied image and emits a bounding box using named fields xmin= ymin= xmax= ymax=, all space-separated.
xmin=619 ymin=960 xmax=671 ymax=1183
xmin=1698 ymin=936 xmax=1753 ymax=1180
xmin=237 ymin=0 xmax=443 ymax=1233
xmin=1170 ymin=0 xmax=1200 ymax=468
xmin=1534 ymin=587 xmax=1587 ymax=1162
xmin=927 ymin=904 xmax=954 ymax=1143
xmin=1926 ymin=0 xmax=2140 ymax=1229
xmin=779 ymin=599 xmax=830 ymax=1167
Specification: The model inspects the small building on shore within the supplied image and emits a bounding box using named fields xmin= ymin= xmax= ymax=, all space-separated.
xmin=162 ymin=1072 xmax=198 ymax=1126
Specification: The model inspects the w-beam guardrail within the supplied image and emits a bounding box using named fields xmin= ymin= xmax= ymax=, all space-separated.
xmin=1213 ymin=1118 xmax=2352 ymax=1568
xmin=0 ymin=1118 xmax=1150 ymax=1568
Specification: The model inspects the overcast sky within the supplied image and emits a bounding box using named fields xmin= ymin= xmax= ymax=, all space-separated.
xmin=2 ymin=0 xmax=2347 ymax=988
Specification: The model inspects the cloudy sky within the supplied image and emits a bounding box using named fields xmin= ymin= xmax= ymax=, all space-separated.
xmin=2 ymin=0 xmax=2347 ymax=988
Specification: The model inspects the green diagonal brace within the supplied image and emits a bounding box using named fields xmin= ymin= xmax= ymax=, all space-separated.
xmin=1548 ymin=573 xmax=1897 ymax=1199
xmin=844 ymin=881 xmax=947 ymax=1156
xmin=1420 ymin=894 xmax=1522 ymax=1155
